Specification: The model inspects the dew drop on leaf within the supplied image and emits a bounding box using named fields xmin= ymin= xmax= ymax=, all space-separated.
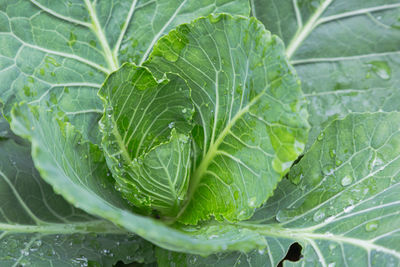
xmin=367 ymin=61 xmax=391 ymax=80
xmin=365 ymin=221 xmax=379 ymax=232
xmin=343 ymin=205 xmax=355 ymax=213
xmin=275 ymin=209 xmax=290 ymax=223
xmin=313 ymin=209 xmax=325 ymax=222
xmin=20 ymin=249 xmax=29 ymax=256
xmin=247 ymin=197 xmax=256 ymax=208
xmin=189 ymin=255 xmax=198 ymax=264
xmin=317 ymin=132 xmax=324 ymax=141
xmin=208 ymin=234 xmax=218 ymax=239
xmin=341 ymin=175 xmax=353 ymax=186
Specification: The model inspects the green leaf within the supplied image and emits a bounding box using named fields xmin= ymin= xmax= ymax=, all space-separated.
xmin=98 ymin=63 xmax=193 ymax=217
xmin=252 ymin=0 xmax=400 ymax=149
xmin=146 ymin=14 xmax=309 ymax=224
xmin=155 ymin=240 xmax=293 ymax=267
xmin=0 ymin=116 xmax=155 ymax=267
xmin=262 ymin=112 xmax=400 ymax=266
xmin=0 ymin=0 xmax=249 ymax=143
xmin=10 ymin=102 xmax=269 ymax=255
xmin=156 ymin=112 xmax=400 ymax=266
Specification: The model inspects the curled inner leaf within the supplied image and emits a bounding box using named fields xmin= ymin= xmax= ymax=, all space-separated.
xmin=99 ymin=64 xmax=194 ymax=217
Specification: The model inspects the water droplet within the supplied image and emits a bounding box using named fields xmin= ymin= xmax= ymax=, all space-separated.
xmin=21 ymin=249 xmax=29 ymax=256
xmin=322 ymin=165 xmax=334 ymax=176
xmin=168 ymin=122 xmax=175 ymax=128
xmin=291 ymin=173 xmax=303 ymax=185
xmin=372 ymin=156 xmax=384 ymax=168
xmin=189 ymin=256 xmax=198 ymax=264
xmin=208 ymin=235 xmax=218 ymax=239
xmin=367 ymin=61 xmax=391 ymax=80
xmin=341 ymin=175 xmax=353 ymax=186
xmin=335 ymin=159 xmax=342 ymax=166
xmin=247 ymin=197 xmax=256 ymax=207
xmin=317 ymin=132 xmax=324 ymax=141
xmin=313 ymin=210 xmax=325 ymax=222
xmin=365 ymin=221 xmax=379 ymax=232
xmin=324 ymin=216 xmax=335 ymax=223
xmin=329 ymin=149 xmax=336 ymax=158
xmin=328 ymin=262 xmax=336 ymax=267
xmin=276 ymin=209 xmax=290 ymax=223
xmin=258 ymin=248 xmax=266 ymax=255
xmin=181 ymin=108 xmax=187 ymax=113
xmin=343 ymin=205 xmax=354 ymax=213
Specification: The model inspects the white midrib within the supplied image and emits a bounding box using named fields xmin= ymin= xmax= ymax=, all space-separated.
xmin=238 ymin=223 xmax=400 ymax=259
xmin=139 ymin=0 xmax=188 ymax=64
xmin=176 ymin=86 xmax=268 ymax=219
xmin=286 ymin=0 xmax=333 ymax=59
xmin=0 ymin=221 xmax=126 ymax=234
xmin=84 ymin=0 xmax=119 ymax=71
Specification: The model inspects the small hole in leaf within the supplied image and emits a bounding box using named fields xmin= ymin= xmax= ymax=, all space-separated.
xmin=283 ymin=155 xmax=304 ymax=180
xmin=114 ymin=261 xmax=146 ymax=267
xmin=277 ymin=242 xmax=302 ymax=266
xmin=292 ymin=154 xmax=304 ymax=166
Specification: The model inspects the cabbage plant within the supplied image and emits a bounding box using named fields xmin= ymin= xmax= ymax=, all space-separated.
xmin=0 ymin=0 xmax=399 ymax=266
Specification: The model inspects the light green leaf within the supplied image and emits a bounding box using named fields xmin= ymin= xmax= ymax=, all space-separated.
xmin=146 ymin=14 xmax=309 ymax=224
xmin=98 ymin=63 xmax=193 ymax=217
xmin=252 ymin=0 xmax=400 ymax=148
xmin=156 ymin=112 xmax=400 ymax=266
xmin=0 ymin=116 xmax=155 ymax=267
xmin=9 ymin=102 xmax=269 ymax=255
xmin=0 ymin=0 xmax=249 ymax=143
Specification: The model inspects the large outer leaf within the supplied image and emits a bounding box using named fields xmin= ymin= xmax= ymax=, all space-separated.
xmin=99 ymin=63 xmax=193 ymax=217
xmin=0 ymin=0 xmax=249 ymax=143
xmin=156 ymin=112 xmax=400 ymax=266
xmin=146 ymin=14 xmax=309 ymax=224
xmin=252 ymin=0 xmax=400 ymax=148
xmin=0 ymin=116 xmax=155 ymax=267
xmin=10 ymin=102 xmax=269 ymax=255
xmin=259 ymin=112 xmax=400 ymax=266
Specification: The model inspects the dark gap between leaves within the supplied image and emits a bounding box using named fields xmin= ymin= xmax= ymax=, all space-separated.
xmin=277 ymin=242 xmax=302 ymax=267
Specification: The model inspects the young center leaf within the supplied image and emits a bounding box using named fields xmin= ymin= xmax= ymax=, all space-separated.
xmin=146 ymin=14 xmax=310 ymax=224
xmin=10 ymin=100 xmax=269 ymax=256
xmin=99 ymin=64 xmax=193 ymax=217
